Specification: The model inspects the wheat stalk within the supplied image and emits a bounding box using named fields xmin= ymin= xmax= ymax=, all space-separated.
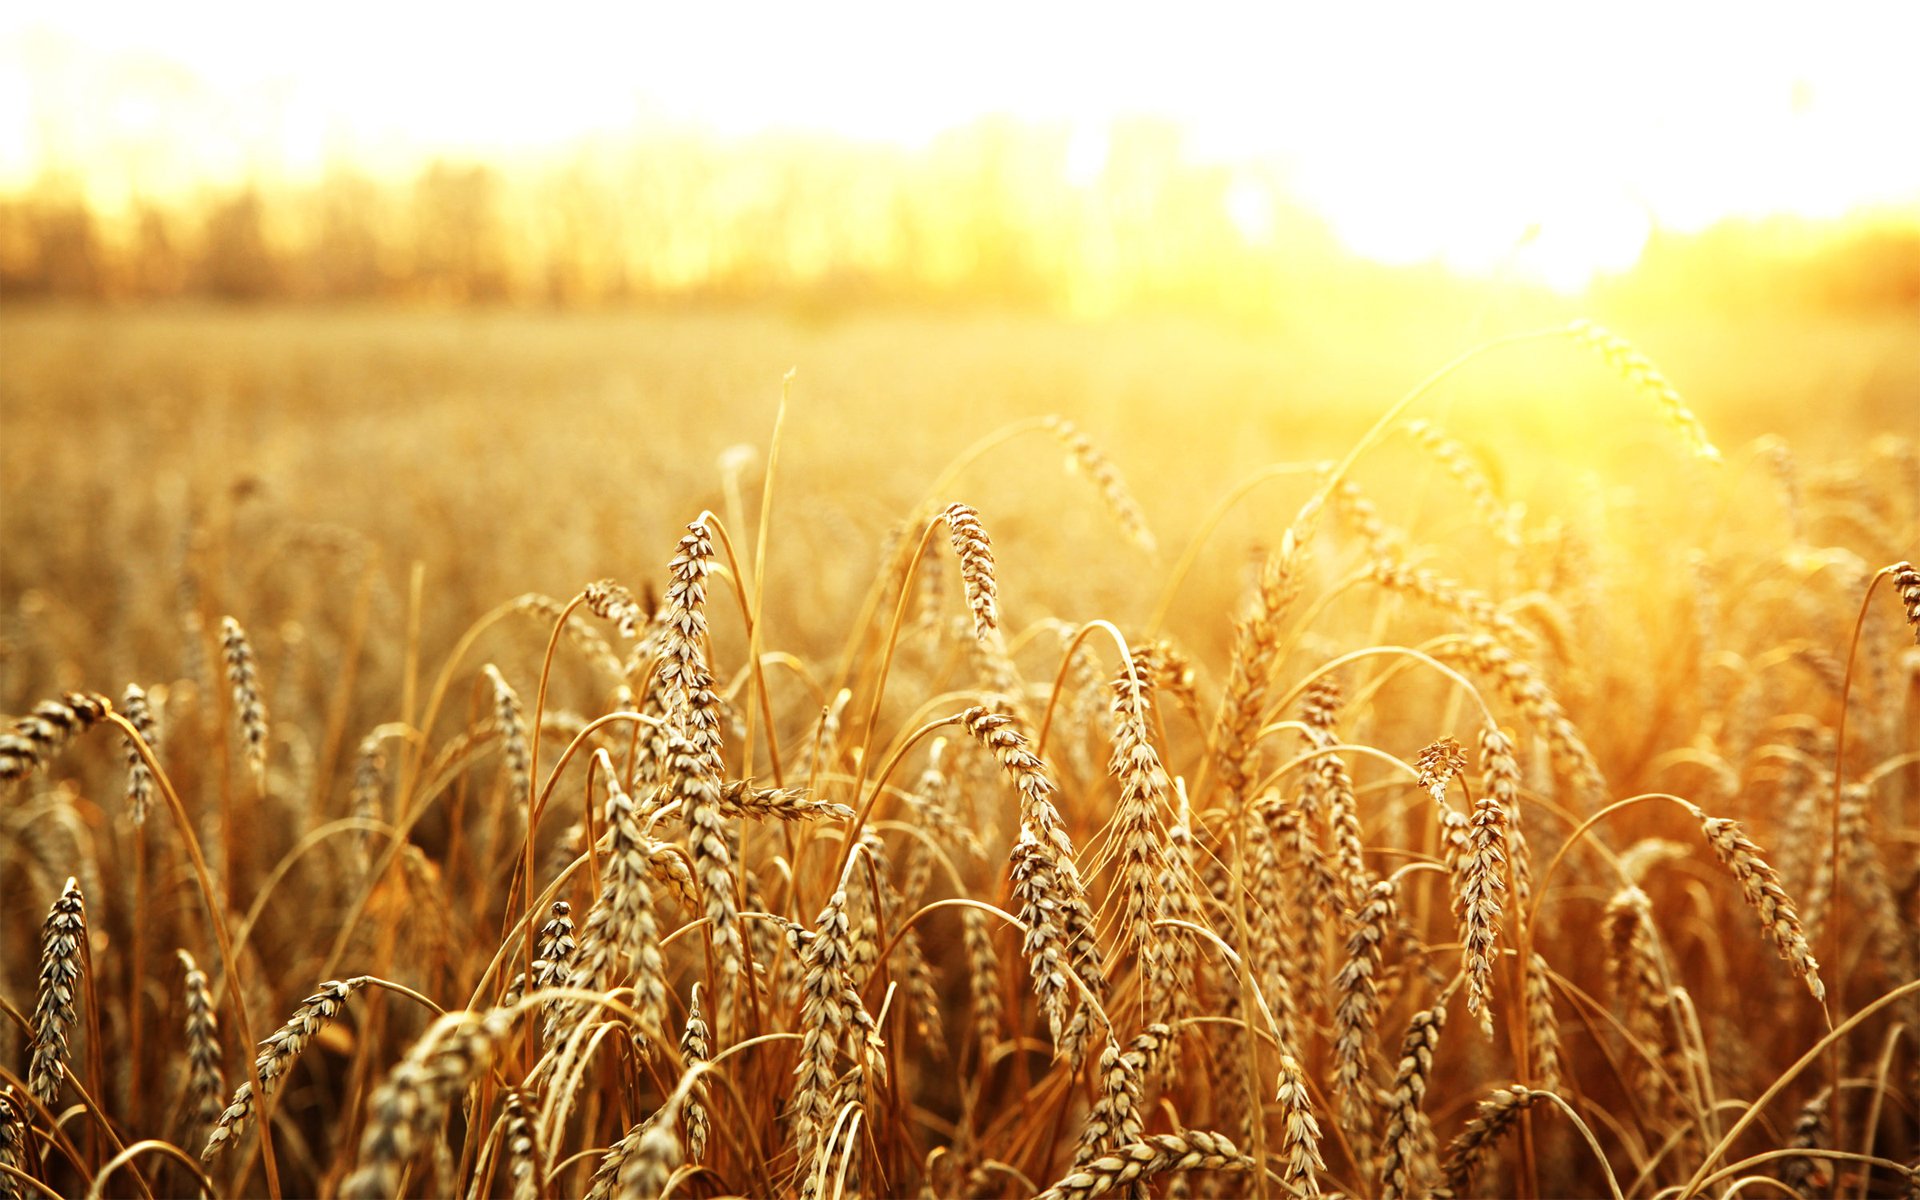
xmin=1460 ymin=786 xmax=1510 ymax=1038
xmin=584 ymin=578 xmax=644 ymax=638
xmin=1275 ymin=1050 xmax=1326 ymax=1198
xmin=718 ymin=779 xmax=854 ymax=822
xmin=501 ymin=1089 xmax=542 ymax=1200
xmin=1332 ymin=876 xmax=1396 ymax=1151
xmin=1890 ymin=561 xmax=1920 ymax=642
xmin=1402 ymin=418 xmax=1520 ymax=547
xmin=1524 ymin=953 xmax=1565 ymax=1093
xmin=560 ymin=750 xmax=667 ymax=1040
xmin=0 ymin=1087 xmax=24 ymax=1200
xmin=681 ymin=983 xmax=711 ymax=1162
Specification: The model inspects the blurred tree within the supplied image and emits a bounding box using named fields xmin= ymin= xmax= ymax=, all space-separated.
xmin=202 ymin=187 xmax=280 ymax=300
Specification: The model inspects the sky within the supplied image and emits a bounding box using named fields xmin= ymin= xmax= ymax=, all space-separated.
xmin=4 ymin=1 xmax=1918 ymax=288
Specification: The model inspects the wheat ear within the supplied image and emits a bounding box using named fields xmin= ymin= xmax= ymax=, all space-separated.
xmin=1036 ymin=1131 xmax=1254 ymax=1200
xmin=1568 ymin=319 xmax=1721 ymax=461
xmin=204 ymin=977 xmax=371 ymax=1157
xmin=1 ymin=692 xmax=112 ymax=785
xmin=1379 ymin=1003 xmax=1447 ymax=1200
xmin=1685 ymin=803 xmax=1824 ymax=1001
xmin=176 ymin=949 xmax=226 ymax=1143
xmin=28 ymin=877 xmax=86 ymax=1109
xmin=339 ymin=1009 xmax=512 ymax=1199
xmin=220 ymin=616 xmax=269 ymax=787
xmin=943 ymin=503 xmax=1000 ymax=641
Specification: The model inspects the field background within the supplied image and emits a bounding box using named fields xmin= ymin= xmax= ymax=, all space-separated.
xmin=6 ymin=300 xmax=1916 ymax=695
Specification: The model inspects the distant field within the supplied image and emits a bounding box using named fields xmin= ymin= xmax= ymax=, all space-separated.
xmin=4 ymin=301 xmax=1914 ymax=672
xmin=1 ymin=300 xmax=1916 ymax=1199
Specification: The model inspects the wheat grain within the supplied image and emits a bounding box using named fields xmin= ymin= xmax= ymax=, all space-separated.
xmin=0 ymin=1087 xmax=24 ymax=1200
xmin=1890 ymin=561 xmax=1920 ymax=643
xmin=120 ymin=683 xmax=159 ymax=825
xmin=1374 ymin=559 xmax=1536 ymax=647
xmin=1416 ymin=737 xmax=1468 ymax=803
xmin=28 ymin=877 xmax=86 ymax=1110
xmin=483 ymin=663 xmax=532 ymax=804
xmin=1035 ymin=1131 xmax=1253 ymax=1200
xmin=340 ymin=1008 xmax=512 ymax=1199
xmin=1 ymin=691 xmax=112 ymax=785
xmin=176 ymin=949 xmax=225 ymax=1143
xmin=1685 ymin=804 xmax=1824 ymax=1001
xmin=1568 ymin=319 xmax=1721 ymax=462
xmin=220 ymin=616 xmax=269 ymax=787
xmin=1438 ymin=1084 xmax=1541 ymax=1196
xmin=718 ymin=778 xmax=854 ymax=822
xmin=1275 ymin=1050 xmax=1326 ymax=1198
xmin=944 ymin=503 xmax=1000 ymax=641
xmin=1379 ymin=1003 xmax=1446 ymax=1200
xmin=204 ymin=976 xmax=371 ymax=1157
xmin=561 ymin=750 xmax=667 ymax=1041
xmin=962 ymin=906 xmax=1005 ymax=1052
xmin=502 ymin=1089 xmax=541 ymax=1200
xmin=512 ymin=592 xmax=626 ymax=679
xmin=681 ymin=983 xmax=711 ymax=1162
xmin=1402 ymin=418 xmax=1520 ymax=547
xmin=1211 ymin=548 xmax=1302 ymax=810
xmin=1461 ymin=788 xmax=1510 ymax=1038
xmin=963 ymin=706 xmax=1105 ymax=1065
xmin=1332 ymin=877 xmax=1395 ymax=1150
xmin=584 ymin=578 xmax=644 ymax=639
xmin=1524 ymin=953 xmax=1565 ymax=1093
xmin=1042 ymin=415 xmax=1156 ymax=552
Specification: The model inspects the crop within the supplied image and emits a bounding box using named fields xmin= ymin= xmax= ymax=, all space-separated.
xmin=2 ymin=316 xmax=1917 ymax=1199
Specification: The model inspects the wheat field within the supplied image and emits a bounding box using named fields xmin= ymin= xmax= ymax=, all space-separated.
xmin=1 ymin=304 xmax=1917 ymax=1199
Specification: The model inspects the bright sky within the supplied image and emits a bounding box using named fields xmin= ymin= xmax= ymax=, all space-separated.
xmin=4 ymin=1 xmax=1918 ymax=289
